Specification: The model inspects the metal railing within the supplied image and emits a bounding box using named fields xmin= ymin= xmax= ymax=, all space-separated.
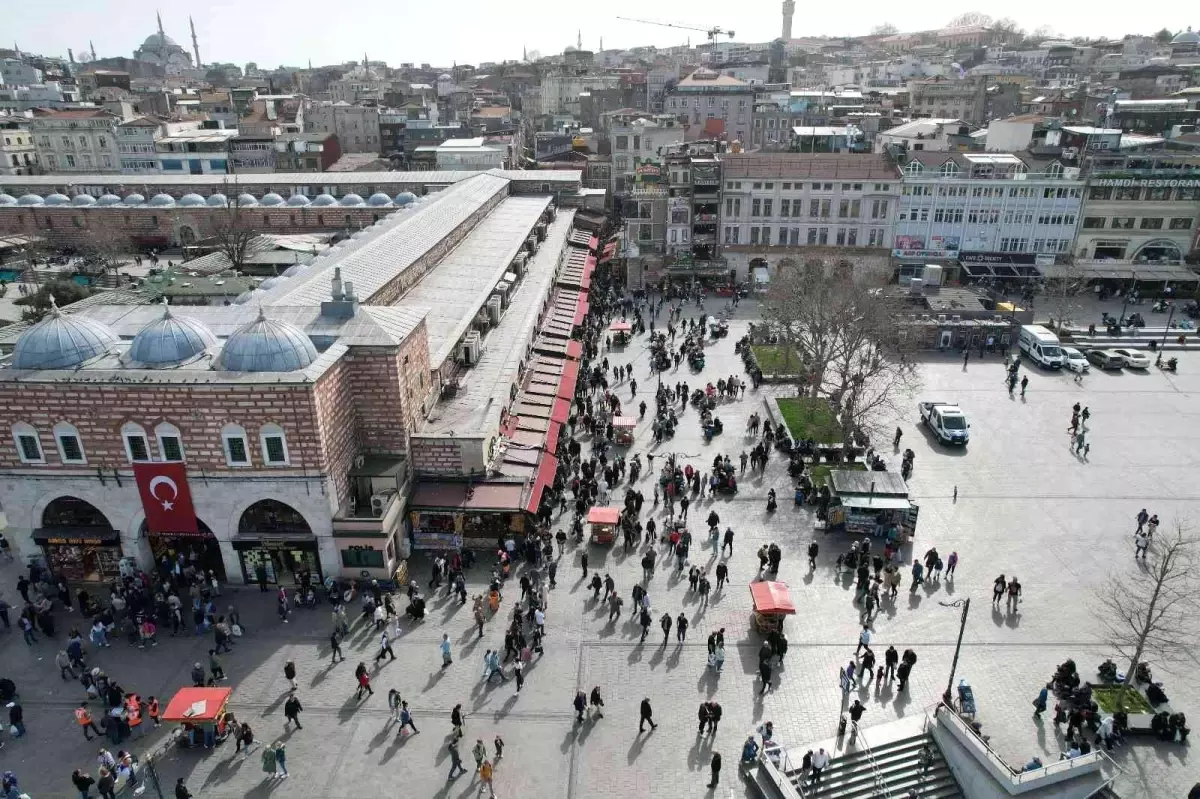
xmin=853 ymin=724 xmax=894 ymax=799
xmin=760 ymin=743 xmax=806 ymax=799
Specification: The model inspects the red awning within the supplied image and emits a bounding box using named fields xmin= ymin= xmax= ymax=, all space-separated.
xmin=572 ymin=296 xmax=590 ymax=326
xmin=566 ymin=339 xmax=583 ymax=359
xmin=587 ymin=506 xmax=620 ymax=525
xmin=609 ymin=320 xmax=632 ymax=332
xmin=524 ymin=453 xmax=559 ymax=514
xmin=162 ymin=687 xmax=233 ymax=723
xmin=545 ymin=420 xmax=562 ymax=455
xmin=600 ymin=242 xmax=618 ymax=263
xmin=557 ymin=359 xmax=580 ymax=400
xmin=612 ymin=415 xmax=636 ymax=428
xmin=550 ymin=397 xmax=571 ymax=425
xmin=750 ymin=581 xmax=796 ymax=615
xmin=588 ymin=235 xmax=599 ymax=251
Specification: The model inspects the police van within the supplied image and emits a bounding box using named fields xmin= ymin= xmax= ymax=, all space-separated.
xmin=1018 ymin=325 xmax=1065 ymax=369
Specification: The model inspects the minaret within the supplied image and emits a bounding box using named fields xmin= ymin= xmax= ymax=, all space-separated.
xmin=190 ymin=16 xmax=201 ymax=66
xmin=781 ymin=0 xmax=795 ymax=40
xmin=577 ymin=30 xmax=582 ymax=50
xmin=90 ymin=40 xmax=97 ymax=61
xmin=523 ymin=44 xmax=528 ymax=62
xmin=157 ymin=10 xmax=165 ymax=36
xmin=600 ymin=36 xmax=604 ymax=52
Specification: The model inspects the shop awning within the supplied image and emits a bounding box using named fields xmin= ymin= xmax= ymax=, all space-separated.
xmin=587 ymin=506 xmax=621 ymax=525
xmin=551 ymin=397 xmax=571 ymax=425
xmin=162 ymin=687 xmax=233 ymax=723
xmin=32 ymin=527 xmax=120 ymax=545
xmin=566 ymin=339 xmax=582 ymax=359
xmin=750 ymin=581 xmax=796 ymax=615
xmin=545 ymin=420 xmax=562 ymax=454
xmin=609 ymin=320 xmax=632 ymax=332
xmin=613 ymin=415 xmax=636 ymax=429
xmin=409 ymin=481 xmax=526 ymax=512
xmin=600 ymin=242 xmax=618 ymax=263
xmin=524 ymin=453 xmax=560 ymax=514
xmin=838 ymin=495 xmax=913 ymax=510
xmin=557 ymin=359 xmax=580 ymax=399
xmin=572 ymin=296 xmax=591 ymax=326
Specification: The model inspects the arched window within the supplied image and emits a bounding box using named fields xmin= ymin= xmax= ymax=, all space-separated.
xmin=222 ymin=423 xmax=250 ymax=466
xmin=122 ymin=421 xmax=150 ymax=462
xmin=155 ymin=421 xmax=184 ymax=462
xmin=938 ymin=161 xmax=960 ymax=177
xmin=12 ymin=422 xmax=44 ymax=463
xmin=259 ymin=423 xmax=290 ymax=466
xmin=53 ymin=421 xmax=86 ymax=464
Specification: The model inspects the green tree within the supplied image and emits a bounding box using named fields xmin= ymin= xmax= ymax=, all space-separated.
xmin=1154 ymin=28 xmax=1175 ymax=44
xmin=14 ymin=280 xmax=93 ymax=322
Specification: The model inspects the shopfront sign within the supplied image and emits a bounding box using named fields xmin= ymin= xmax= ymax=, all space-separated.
xmin=892 ymin=249 xmax=956 ymax=259
xmin=133 ymin=462 xmax=198 ymax=535
xmin=42 ymin=535 xmax=112 ymax=546
xmin=959 ymin=251 xmax=1038 ymax=266
xmin=1091 ymin=178 xmax=1200 ymax=188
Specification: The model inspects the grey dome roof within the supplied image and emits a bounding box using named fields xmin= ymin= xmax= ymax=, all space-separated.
xmin=44 ymin=193 xmax=71 ymax=206
xmin=206 ymin=193 xmax=228 ymax=207
xmin=148 ymin=193 xmax=176 ymax=207
xmin=282 ymin=264 xmax=307 ymax=277
xmin=96 ymin=194 xmax=123 ymax=206
xmin=1172 ymin=28 xmax=1200 ymax=44
xmin=0 ymin=194 xmax=16 ymax=206
xmin=128 ymin=302 xmax=217 ymax=366
xmin=394 ymin=191 xmax=417 ymax=206
xmin=179 ymin=193 xmax=206 ymax=207
xmin=339 ymin=193 xmax=365 ymax=206
xmin=17 ymin=194 xmax=44 ymax=206
xmin=311 ymin=193 xmax=338 ymax=206
xmin=367 ymin=192 xmax=393 ymax=206
xmin=259 ymin=193 xmax=285 ymax=207
xmin=236 ymin=193 xmax=258 ymax=207
xmin=123 ymin=193 xmax=146 ymax=206
xmin=12 ymin=301 xmax=119 ymax=370
xmin=142 ymin=32 xmax=179 ymax=48
xmin=217 ymin=309 xmax=318 ymax=372
xmin=286 ymin=194 xmax=311 ymax=207
xmin=258 ymin=276 xmax=284 ymax=290
xmin=71 ymin=194 xmax=97 ymax=206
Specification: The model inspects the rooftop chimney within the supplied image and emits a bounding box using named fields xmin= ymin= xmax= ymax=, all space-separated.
xmin=320 ymin=267 xmax=359 ymax=319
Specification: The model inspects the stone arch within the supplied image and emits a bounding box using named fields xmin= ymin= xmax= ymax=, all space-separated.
xmin=42 ymin=495 xmax=113 ymax=529
xmin=1132 ymin=239 xmax=1183 ymax=264
xmin=234 ymin=498 xmax=314 ymax=536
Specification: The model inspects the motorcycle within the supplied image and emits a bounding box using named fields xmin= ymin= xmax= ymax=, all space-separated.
xmin=1157 ymin=356 xmax=1178 ymax=373
xmin=1151 ymin=300 xmax=1172 ymax=313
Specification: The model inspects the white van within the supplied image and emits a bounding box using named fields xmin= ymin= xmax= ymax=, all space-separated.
xmin=1018 ymin=325 xmax=1065 ymax=369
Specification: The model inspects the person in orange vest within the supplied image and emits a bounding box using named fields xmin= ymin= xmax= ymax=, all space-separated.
xmin=125 ymin=695 xmax=143 ymax=737
xmin=147 ymin=696 xmax=161 ymax=727
xmin=75 ymin=702 xmax=102 ymax=741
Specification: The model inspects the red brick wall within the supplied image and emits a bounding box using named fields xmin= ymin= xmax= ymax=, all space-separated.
xmin=313 ymin=359 xmax=358 ymax=510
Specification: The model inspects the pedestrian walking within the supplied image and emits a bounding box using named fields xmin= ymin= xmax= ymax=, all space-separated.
xmin=479 ymin=759 xmax=496 ymax=798
xmin=1020 ymin=376 xmax=1028 ymax=397
xmin=271 ymin=740 xmax=288 ymax=777
xmin=708 ymin=752 xmax=722 ymax=788
xmin=884 ymin=646 xmax=898 ymax=682
xmin=330 ymin=630 xmax=345 ymax=663
xmin=494 ymin=734 xmax=505 ymax=761
xmin=375 ymin=630 xmax=397 ymax=663
xmin=448 ymin=741 xmax=467 ymax=780
xmin=638 ymin=698 xmax=658 ymax=732
xmin=451 ymin=704 xmax=465 ymax=739
xmin=284 ymin=660 xmax=298 ymax=691
xmin=946 ymin=551 xmax=958 ymax=577
xmin=676 ymin=612 xmax=688 ymax=642
xmin=590 ymin=685 xmax=605 ymax=718
xmin=1135 ymin=532 xmax=1149 ymax=559
xmin=354 ymin=662 xmax=373 ymax=699
xmin=75 ymin=703 xmax=102 ymax=741
xmin=1005 ymin=577 xmax=1022 ymax=613
xmin=283 ymin=694 xmax=303 ymax=729
xmin=856 ymin=625 xmax=871 ymax=655
xmin=399 ymin=701 xmax=419 ymax=735
xmin=574 ymin=691 xmax=587 ymax=723
xmin=472 ymin=739 xmax=487 ymax=773
xmin=441 ymin=634 xmax=453 ymax=667
xmin=722 ymin=527 xmax=734 ymax=557
xmin=811 ymin=748 xmax=830 ymax=787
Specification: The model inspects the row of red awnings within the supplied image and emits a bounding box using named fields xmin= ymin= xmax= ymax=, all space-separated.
xmin=599 ymin=241 xmax=618 ymax=264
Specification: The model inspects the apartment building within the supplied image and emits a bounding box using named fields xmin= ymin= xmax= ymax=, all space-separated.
xmin=664 ymin=69 xmax=755 ymax=145
xmin=116 ymin=116 xmax=161 ymax=174
xmin=305 ymin=101 xmax=380 ymax=154
xmin=0 ymin=116 xmax=38 ymax=175
xmin=607 ymin=112 xmax=684 ymax=197
xmin=719 ymin=153 xmax=899 ymax=281
xmin=31 ymin=109 xmax=122 ymax=174
xmin=908 ymin=76 xmax=985 ymax=124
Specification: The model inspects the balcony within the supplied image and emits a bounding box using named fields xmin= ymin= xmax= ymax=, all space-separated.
xmin=693 ymin=213 xmax=718 ymax=223
xmin=332 ymin=455 xmax=410 ymax=539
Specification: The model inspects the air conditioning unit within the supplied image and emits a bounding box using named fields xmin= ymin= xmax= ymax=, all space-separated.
xmin=461 ymin=331 xmax=482 ymax=365
xmin=486 ymin=295 xmax=502 ymax=324
xmin=370 ymin=492 xmax=393 ymax=517
xmin=908 ymin=277 xmax=924 ymax=295
xmin=511 ymin=253 xmax=528 ymax=277
xmin=922 ymin=264 xmax=943 ymax=286
xmin=535 ymin=223 xmax=548 ymax=242
xmin=951 ymin=314 xmax=961 ymax=323
xmin=936 ymin=314 xmax=947 ymax=324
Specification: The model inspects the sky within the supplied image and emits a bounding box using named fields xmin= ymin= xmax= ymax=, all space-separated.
xmin=8 ymin=0 xmax=1195 ymax=69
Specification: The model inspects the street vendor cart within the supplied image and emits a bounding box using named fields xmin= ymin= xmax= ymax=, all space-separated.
xmin=587 ymin=506 xmax=620 ymax=545
xmin=162 ymin=686 xmax=234 ymax=750
xmin=609 ymin=320 xmax=633 ymax=347
xmin=822 ymin=469 xmax=919 ymax=543
xmin=613 ymin=416 xmax=636 ymax=446
xmin=750 ymin=581 xmax=796 ymax=634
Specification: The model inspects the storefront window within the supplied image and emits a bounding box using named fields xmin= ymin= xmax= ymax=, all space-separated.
xmin=341 ymin=546 xmax=386 ymax=569
xmin=38 ymin=496 xmax=121 ymax=582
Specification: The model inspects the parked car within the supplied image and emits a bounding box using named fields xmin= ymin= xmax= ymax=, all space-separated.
xmin=1086 ymin=349 xmax=1126 ymax=370
xmin=1061 ymin=346 xmax=1090 ymax=373
xmin=1111 ymin=348 xmax=1151 ymax=369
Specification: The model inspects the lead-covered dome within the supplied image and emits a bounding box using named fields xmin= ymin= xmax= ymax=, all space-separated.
xmin=339 ymin=193 xmax=365 ymax=206
xmin=259 ymin=193 xmax=285 ymax=207
xmin=394 ymin=191 xmax=417 ymax=206
xmin=96 ymin=194 xmax=123 ymax=206
xmin=71 ymin=194 xmax=97 ymax=206
xmin=286 ymin=194 xmax=311 ymax=207
xmin=206 ymin=193 xmax=228 ymax=207
xmin=311 ymin=193 xmax=337 ymax=207
xmin=148 ymin=193 xmax=176 ymax=207
xmin=178 ymin=193 xmax=206 ymax=207
xmin=17 ymin=194 xmax=44 ymax=206
xmin=1172 ymin=28 xmax=1200 ymax=45
xmin=12 ymin=299 xmax=119 ymax=370
xmin=367 ymin=192 xmax=393 ymax=207
xmin=216 ymin=309 xmax=318 ymax=372
xmin=44 ymin=193 xmax=71 ymax=206
xmin=123 ymin=193 xmax=146 ymax=206
xmin=0 ymin=194 xmax=16 ymax=206
xmin=236 ymin=193 xmax=259 ymax=207
xmin=128 ymin=302 xmax=217 ymax=366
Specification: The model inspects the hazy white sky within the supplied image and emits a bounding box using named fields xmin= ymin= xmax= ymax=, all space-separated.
xmin=9 ymin=0 xmax=1195 ymax=69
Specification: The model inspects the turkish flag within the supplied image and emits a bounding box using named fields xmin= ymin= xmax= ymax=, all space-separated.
xmin=133 ymin=462 xmax=199 ymax=535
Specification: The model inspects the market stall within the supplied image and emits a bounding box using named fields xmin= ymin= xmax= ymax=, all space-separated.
xmin=587 ymin=506 xmax=620 ymax=545
xmin=613 ymin=416 xmax=636 ymax=446
xmin=162 ymin=686 xmax=234 ymax=750
xmin=823 ymin=470 xmax=919 ymax=543
xmin=609 ymin=319 xmax=633 ymax=347
xmin=750 ymin=581 xmax=796 ymax=634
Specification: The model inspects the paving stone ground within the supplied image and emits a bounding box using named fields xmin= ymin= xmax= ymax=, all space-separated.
xmin=0 ymin=297 xmax=1196 ymax=798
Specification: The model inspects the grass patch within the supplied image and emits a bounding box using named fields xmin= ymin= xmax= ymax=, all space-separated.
xmin=810 ymin=461 xmax=867 ymax=488
xmin=751 ymin=345 xmax=803 ymax=376
xmin=1092 ymin=685 xmax=1154 ymax=715
xmin=775 ymin=396 xmax=842 ymax=444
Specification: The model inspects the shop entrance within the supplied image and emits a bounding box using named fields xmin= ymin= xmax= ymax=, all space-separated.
xmin=143 ymin=518 xmax=226 ymax=580
xmin=235 ymin=500 xmax=320 ymax=585
xmin=35 ymin=496 xmax=122 ymax=582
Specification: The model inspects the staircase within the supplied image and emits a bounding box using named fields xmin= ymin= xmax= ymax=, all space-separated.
xmin=785 ymin=733 xmax=963 ymax=799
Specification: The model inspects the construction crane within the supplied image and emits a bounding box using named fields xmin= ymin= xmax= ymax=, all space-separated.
xmin=616 ymin=16 xmax=734 ymax=43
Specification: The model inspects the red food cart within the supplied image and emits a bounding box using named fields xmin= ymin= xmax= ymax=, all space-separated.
xmin=609 ymin=320 xmax=633 ymax=347
xmin=613 ymin=415 xmax=636 ymax=446
xmin=750 ymin=581 xmax=796 ymax=634
xmin=587 ymin=506 xmax=621 ymax=544
xmin=162 ymin=686 xmax=234 ymax=749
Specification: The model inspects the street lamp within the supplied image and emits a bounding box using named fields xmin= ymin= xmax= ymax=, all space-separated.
xmin=938 ymin=597 xmax=971 ymax=706
xmin=1160 ymin=303 xmax=1176 ymax=351
xmin=1119 ymin=270 xmax=1137 ymax=324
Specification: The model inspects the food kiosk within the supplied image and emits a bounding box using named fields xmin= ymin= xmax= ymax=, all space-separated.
xmin=824 ymin=470 xmax=919 ymax=543
xmin=613 ymin=416 xmax=636 ymax=446
xmin=162 ymin=686 xmax=234 ymax=749
xmin=609 ymin=320 xmax=633 ymax=347
xmin=587 ymin=506 xmax=620 ymax=544
xmin=750 ymin=581 xmax=796 ymax=634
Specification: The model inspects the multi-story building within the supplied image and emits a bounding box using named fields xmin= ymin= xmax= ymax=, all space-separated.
xmin=665 ymin=69 xmax=755 ymax=145
xmin=607 ymin=112 xmax=684 ymax=197
xmin=0 ymin=58 xmax=43 ymax=87
xmin=116 ymin=116 xmax=162 ymax=174
xmin=155 ymin=126 xmax=238 ymax=175
xmin=0 ymin=115 xmax=38 ymax=175
xmin=908 ymin=76 xmax=985 ymax=124
xmin=1075 ymin=152 xmax=1200 ymax=267
xmin=663 ymin=142 xmax=724 ymax=280
xmin=274 ymin=132 xmax=342 ymax=172
xmin=304 ymin=101 xmax=380 ymax=154
xmin=539 ymin=73 xmax=622 ymax=116
xmin=893 ymin=151 xmax=1085 ymax=279
xmin=875 ymin=118 xmax=977 ymax=154
xmin=30 ymin=108 xmax=121 ymax=173
xmin=229 ymin=134 xmax=276 ymax=173
xmin=719 ymin=153 xmax=899 ymax=281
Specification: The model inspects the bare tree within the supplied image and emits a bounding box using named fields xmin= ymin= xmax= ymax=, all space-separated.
xmin=1041 ymin=263 xmax=1089 ymax=334
xmin=1032 ymin=25 xmax=1062 ymax=41
xmin=947 ymin=12 xmax=992 ymax=29
xmin=1094 ymin=525 xmax=1199 ymax=707
xmin=871 ymin=23 xmax=899 ymax=36
xmin=77 ymin=225 xmax=132 ymax=276
xmin=209 ymin=190 xmax=260 ymax=273
xmin=760 ymin=260 xmax=921 ymax=441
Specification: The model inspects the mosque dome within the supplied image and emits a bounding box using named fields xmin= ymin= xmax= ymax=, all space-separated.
xmin=206 ymin=193 xmax=228 ymax=207
xmin=0 ymin=194 xmax=17 ymax=206
xmin=96 ymin=194 xmax=123 ymax=206
xmin=311 ymin=193 xmax=338 ymax=207
xmin=44 ymin=193 xmax=71 ymax=206
xmin=17 ymin=194 xmax=44 ymax=206
xmin=12 ymin=300 xmax=119 ymax=370
xmin=258 ymin=276 xmax=285 ymax=290
xmin=1171 ymin=28 xmax=1200 ymax=45
xmin=178 ymin=193 xmax=206 ymax=207
xmin=259 ymin=193 xmax=285 ymax=207
xmin=71 ymin=194 xmax=97 ymax=206
xmin=148 ymin=193 xmax=176 ymax=207
xmin=142 ymin=32 xmax=179 ymax=49
xmin=394 ymin=191 xmax=417 ymax=206
xmin=286 ymin=194 xmax=311 ymax=207
xmin=123 ymin=193 xmax=146 ymax=206
xmin=236 ymin=193 xmax=259 ymax=207
xmin=339 ymin=193 xmax=365 ymax=206
xmin=282 ymin=264 xmax=307 ymax=277
xmin=367 ymin=192 xmax=393 ymax=207
xmin=128 ymin=302 xmax=217 ymax=366
xmin=217 ymin=309 xmax=318 ymax=372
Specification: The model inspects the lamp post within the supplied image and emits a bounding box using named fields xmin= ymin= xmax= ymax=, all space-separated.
xmin=1159 ymin=303 xmax=1175 ymax=351
xmin=1119 ymin=270 xmax=1136 ymax=324
xmin=938 ymin=597 xmax=970 ymax=705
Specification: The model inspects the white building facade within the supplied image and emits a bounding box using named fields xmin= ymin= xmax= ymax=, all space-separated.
xmin=31 ymin=109 xmax=121 ymax=174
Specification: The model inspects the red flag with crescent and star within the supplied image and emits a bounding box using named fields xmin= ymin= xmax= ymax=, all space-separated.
xmin=133 ymin=462 xmax=199 ymax=535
